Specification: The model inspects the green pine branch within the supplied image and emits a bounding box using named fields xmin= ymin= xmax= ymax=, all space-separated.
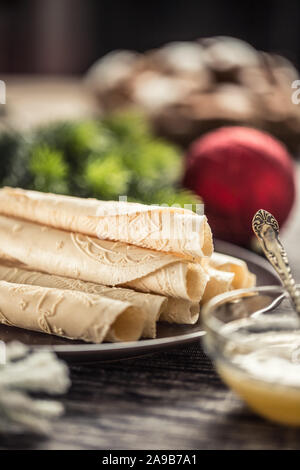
xmin=0 ymin=112 xmax=201 ymax=209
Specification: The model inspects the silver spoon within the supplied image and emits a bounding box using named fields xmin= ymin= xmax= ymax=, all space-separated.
xmin=252 ymin=209 xmax=300 ymax=316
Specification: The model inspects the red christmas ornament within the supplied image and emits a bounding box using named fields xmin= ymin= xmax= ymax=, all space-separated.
xmin=183 ymin=126 xmax=296 ymax=246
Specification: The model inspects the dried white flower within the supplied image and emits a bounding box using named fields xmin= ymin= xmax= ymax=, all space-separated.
xmin=0 ymin=341 xmax=70 ymax=435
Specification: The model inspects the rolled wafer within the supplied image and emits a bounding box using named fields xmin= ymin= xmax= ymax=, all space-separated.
xmin=0 ymin=263 xmax=200 ymax=333
xmin=201 ymin=252 xmax=256 ymax=303
xmin=0 ymin=187 xmax=213 ymax=261
xmin=0 ymin=215 xmax=208 ymax=301
xmin=160 ymin=298 xmax=200 ymax=324
xmin=208 ymin=252 xmax=256 ymax=289
xmin=0 ymin=263 xmax=166 ymax=338
xmin=201 ymin=266 xmax=235 ymax=304
xmin=0 ymin=280 xmax=145 ymax=343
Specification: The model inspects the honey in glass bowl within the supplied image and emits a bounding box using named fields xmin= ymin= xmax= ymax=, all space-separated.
xmin=202 ymin=286 xmax=300 ymax=426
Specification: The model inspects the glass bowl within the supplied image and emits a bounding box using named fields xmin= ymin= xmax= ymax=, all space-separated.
xmin=202 ymin=285 xmax=300 ymax=426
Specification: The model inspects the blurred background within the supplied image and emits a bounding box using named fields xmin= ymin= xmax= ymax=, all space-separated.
xmin=1 ymin=0 xmax=300 ymax=74
xmin=0 ymin=0 xmax=299 ymax=246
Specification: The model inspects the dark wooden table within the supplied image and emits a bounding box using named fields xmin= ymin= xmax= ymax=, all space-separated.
xmin=2 ymin=343 xmax=300 ymax=450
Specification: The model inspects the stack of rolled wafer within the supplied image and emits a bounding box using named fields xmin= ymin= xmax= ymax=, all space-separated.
xmin=0 ymin=187 xmax=255 ymax=343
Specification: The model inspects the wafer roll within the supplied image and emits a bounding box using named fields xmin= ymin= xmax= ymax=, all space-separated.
xmin=201 ymin=266 xmax=235 ymax=304
xmin=0 ymin=187 xmax=213 ymax=261
xmin=0 ymin=280 xmax=145 ymax=343
xmin=0 ymin=263 xmax=200 ymax=334
xmin=0 ymin=215 xmax=208 ymax=301
xmin=0 ymin=263 xmax=166 ymax=338
xmin=208 ymin=252 xmax=256 ymax=289
xmin=160 ymin=298 xmax=200 ymax=324
xmin=201 ymin=252 xmax=256 ymax=303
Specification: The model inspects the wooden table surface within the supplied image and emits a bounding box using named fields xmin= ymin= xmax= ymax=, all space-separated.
xmin=1 ymin=343 xmax=300 ymax=450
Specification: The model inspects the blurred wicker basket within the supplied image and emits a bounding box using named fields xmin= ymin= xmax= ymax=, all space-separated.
xmin=86 ymin=37 xmax=300 ymax=153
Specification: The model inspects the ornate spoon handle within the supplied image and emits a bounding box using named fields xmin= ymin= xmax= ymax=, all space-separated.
xmin=252 ymin=209 xmax=300 ymax=316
